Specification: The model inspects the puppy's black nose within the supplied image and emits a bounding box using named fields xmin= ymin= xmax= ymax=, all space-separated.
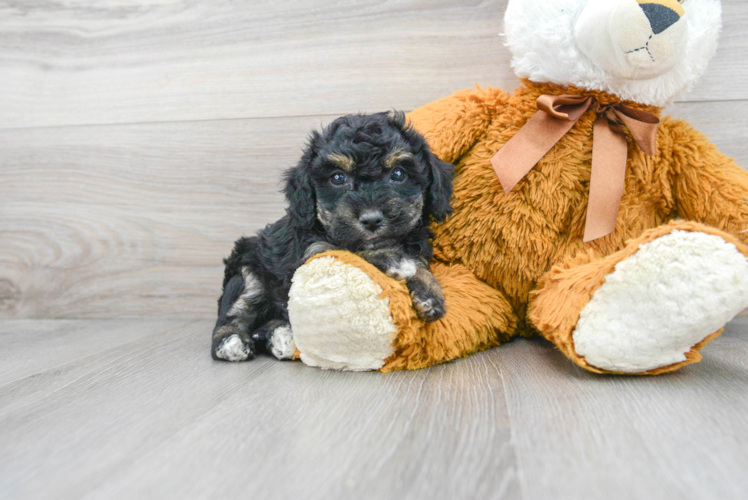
xmin=359 ymin=210 xmax=384 ymax=231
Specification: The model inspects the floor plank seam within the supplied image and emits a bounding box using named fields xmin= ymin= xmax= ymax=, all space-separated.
xmin=1 ymin=99 xmax=743 ymax=134
xmin=0 ymin=112 xmax=389 ymax=134
xmin=492 ymin=351 xmax=528 ymax=500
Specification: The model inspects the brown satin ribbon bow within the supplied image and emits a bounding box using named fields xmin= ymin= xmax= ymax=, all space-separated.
xmin=490 ymin=94 xmax=660 ymax=242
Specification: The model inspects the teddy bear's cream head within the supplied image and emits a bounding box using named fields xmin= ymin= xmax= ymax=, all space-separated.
xmin=504 ymin=0 xmax=721 ymax=106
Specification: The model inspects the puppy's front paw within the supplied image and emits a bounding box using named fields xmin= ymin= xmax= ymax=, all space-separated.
xmin=406 ymin=270 xmax=446 ymax=322
xmin=411 ymin=291 xmax=446 ymax=322
xmin=212 ymin=326 xmax=256 ymax=361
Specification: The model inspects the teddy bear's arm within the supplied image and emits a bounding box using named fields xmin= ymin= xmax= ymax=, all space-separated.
xmin=666 ymin=119 xmax=748 ymax=244
xmin=407 ymin=87 xmax=508 ymax=164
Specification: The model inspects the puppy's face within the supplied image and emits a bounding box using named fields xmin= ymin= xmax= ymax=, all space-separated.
xmin=284 ymin=112 xmax=453 ymax=250
xmin=313 ymin=144 xmax=426 ymax=250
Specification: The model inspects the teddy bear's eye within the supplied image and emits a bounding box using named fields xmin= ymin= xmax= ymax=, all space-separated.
xmin=330 ymin=172 xmax=348 ymax=186
xmin=390 ymin=168 xmax=407 ymax=183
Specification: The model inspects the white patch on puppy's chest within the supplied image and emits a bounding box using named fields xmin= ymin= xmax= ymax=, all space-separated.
xmin=386 ymin=258 xmax=418 ymax=280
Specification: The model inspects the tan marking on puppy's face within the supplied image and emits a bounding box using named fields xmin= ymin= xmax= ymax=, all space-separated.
xmin=326 ymin=154 xmax=355 ymax=172
xmin=316 ymin=201 xmax=334 ymax=229
xmin=384 ymin=149 xmax=413 ymax=170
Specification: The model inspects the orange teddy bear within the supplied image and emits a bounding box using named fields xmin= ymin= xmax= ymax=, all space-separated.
xmin=287 ymin=0 xmax=748 ymax=375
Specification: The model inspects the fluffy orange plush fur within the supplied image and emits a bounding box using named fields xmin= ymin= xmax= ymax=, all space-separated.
xmin=306 ymin=80 xmax=748 ymax=374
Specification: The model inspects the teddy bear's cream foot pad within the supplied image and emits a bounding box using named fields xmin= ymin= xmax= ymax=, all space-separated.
xmin=288 ymin=255 xmax=397 ymax=371
xmin=573 ymin=230 xmax=748 ymax=373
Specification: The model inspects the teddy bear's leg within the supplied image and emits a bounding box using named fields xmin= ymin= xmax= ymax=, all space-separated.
xmin=529 ymin=221 xmax=748 ymax=374
xmin=288 ymin=250 xmax=517 ymax=372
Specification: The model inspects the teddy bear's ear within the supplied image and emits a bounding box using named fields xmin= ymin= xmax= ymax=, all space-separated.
xmin=424 ymin=150 xmax=454 ymax=223
xmin=283 ymin=130 xmax=320 ymax=230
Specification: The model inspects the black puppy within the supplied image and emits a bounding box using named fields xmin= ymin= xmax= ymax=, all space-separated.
xmin=212 ymin=111 xmax=453 ymax=362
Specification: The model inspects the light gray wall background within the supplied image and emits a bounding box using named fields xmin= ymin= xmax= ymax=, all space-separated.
xmin=1 ymin=0 xmax=747 ymax=319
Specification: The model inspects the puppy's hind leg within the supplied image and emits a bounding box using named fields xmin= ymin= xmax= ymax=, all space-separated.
xmin=251 ymin=319 xmax=297 ymax=360
xmin=212 ymin=268 xmax=265 ymax=361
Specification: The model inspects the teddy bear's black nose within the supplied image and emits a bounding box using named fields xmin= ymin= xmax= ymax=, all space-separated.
xmin=639 ymin=3 xmax=681 ymax=35
xmin=359 ymin=210 xmax=384 ymax=231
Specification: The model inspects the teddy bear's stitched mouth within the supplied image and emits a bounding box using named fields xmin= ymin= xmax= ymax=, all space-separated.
xmin=625 ymin=34 xmax=655 ymax=63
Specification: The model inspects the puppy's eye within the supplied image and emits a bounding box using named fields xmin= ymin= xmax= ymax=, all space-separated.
xmin=390 ymin=168 xmax=407 ymax=183
xmin=330 ymin=172 xmax=348 ymax=186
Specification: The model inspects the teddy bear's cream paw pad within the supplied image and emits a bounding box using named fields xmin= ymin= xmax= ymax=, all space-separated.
xmin=288 ymin=256 xmax=397 ymax=371
xmin=573 ymin=230 xmax=748 ymax=373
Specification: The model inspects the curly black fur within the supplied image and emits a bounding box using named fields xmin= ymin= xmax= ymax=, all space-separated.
xmin=211 ymin=111 xmax=453 ymax=362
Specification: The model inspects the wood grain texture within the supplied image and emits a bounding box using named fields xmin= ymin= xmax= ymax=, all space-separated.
xmin=0 ymin=0 xmax=519 ymax=129
xmin=0 ymin=319 xmax=177 ymax=385
xmin=1 ymin=0 xmax=747 ymax=130
xmin=1 ymin=316 xmax=746 ymax=499
xmin=496 ymin=314 xmax=748 ymax=500
xmin=0 ymin=319 xmax=520 ymax=500
xmin=0 ymin=115 xmax=323 ymax=319
xmin=687 ymin=0 xmax=748 ymax=103
xmin=1 ymin=101 xmax=747 ymax=319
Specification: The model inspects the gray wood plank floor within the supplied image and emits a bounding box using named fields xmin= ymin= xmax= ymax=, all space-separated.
xmin=1 ymin=316 xmax=746 ymax=500
xmin=3 ymin=1 xmax=748 ymax=499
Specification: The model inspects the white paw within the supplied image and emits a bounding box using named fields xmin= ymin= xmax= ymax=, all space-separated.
xmin=215 ymin=334 xmax=251 ymax=361
xmin=573 ymin=230 xmax=748 ymax=372
xmin=269 ymin=325 xmax=296 ymax=360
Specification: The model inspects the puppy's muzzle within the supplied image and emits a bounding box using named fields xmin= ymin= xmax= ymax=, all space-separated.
xmin=359 ymin=210 xmax=385 ymax=232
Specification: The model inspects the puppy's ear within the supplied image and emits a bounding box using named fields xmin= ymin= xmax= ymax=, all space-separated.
xmin=283 ymin=131 xmax=320 ymax=230
xmin=390 ymin=109 xmax=453 ymax=223
xmin=425 ymin=150 xmax=454 ymax=223
xmin=384 ymin=110 xmax=407 ymax=129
